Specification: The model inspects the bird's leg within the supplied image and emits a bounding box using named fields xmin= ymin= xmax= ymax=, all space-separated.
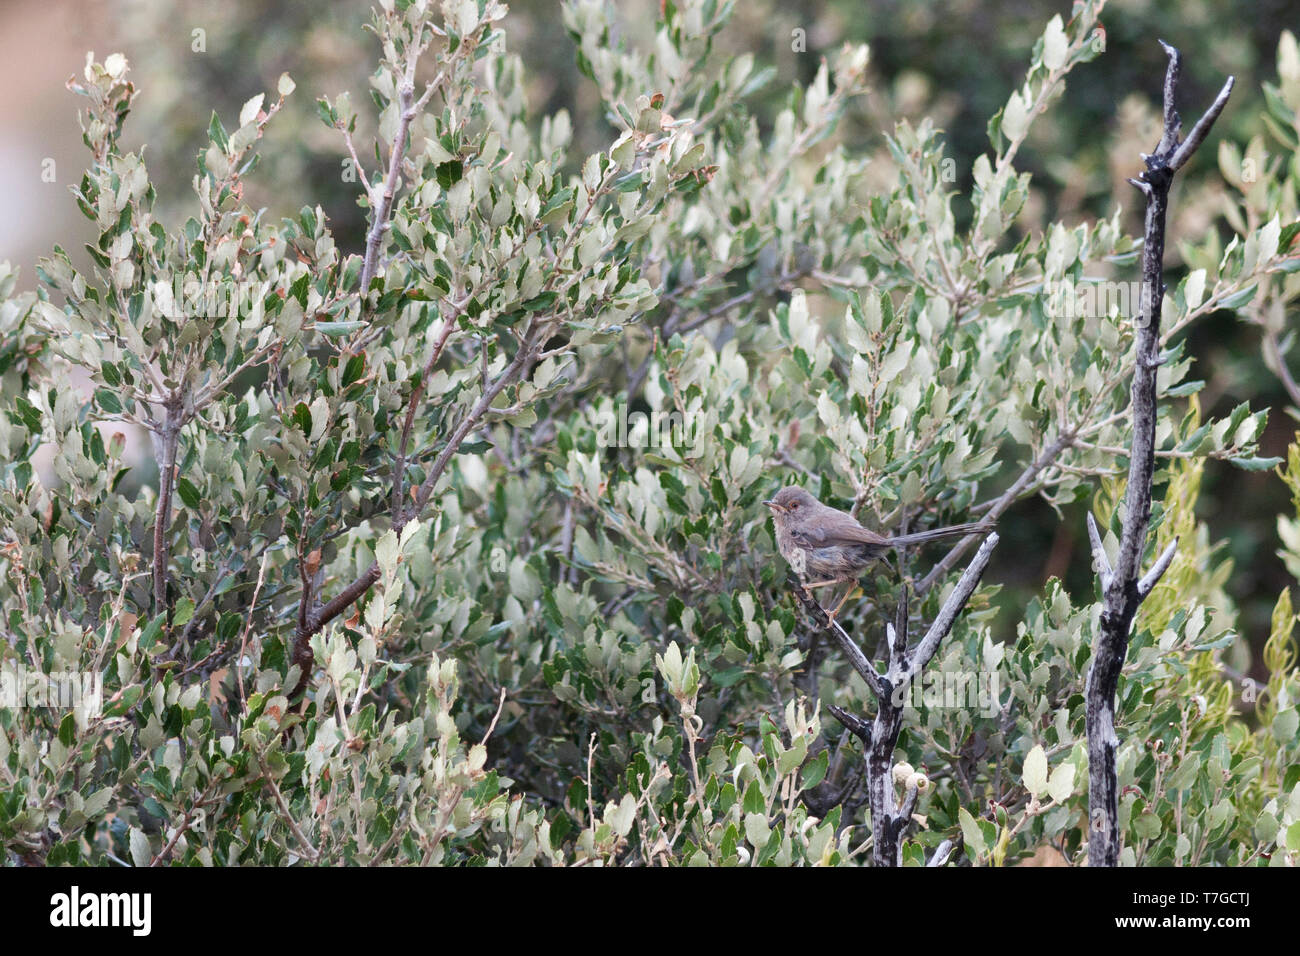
xmin=800 ymin=579 xmax=857 ymax=625
xmin=802 ymin=579 xmax=844 ymax=592
xmin=800 ymin=579 xmax=839 ymax=606
xmin=825 ymin=583 xmax=859 ymax=623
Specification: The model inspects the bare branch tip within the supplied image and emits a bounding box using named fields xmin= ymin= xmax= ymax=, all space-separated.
xmin=899 ymin=783 xmax=920 ymax=820
xmin=1137 ymin=539 xmax=1180 ymax=598
xmin=1086 ymin=511 xmax=1114 ymax=583
xmin=927 ymin=838 xmax=956 ymax=867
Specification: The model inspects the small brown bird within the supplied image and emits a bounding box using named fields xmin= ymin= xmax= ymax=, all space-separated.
xmin=764 ymin=486 xmax=980 ymax=623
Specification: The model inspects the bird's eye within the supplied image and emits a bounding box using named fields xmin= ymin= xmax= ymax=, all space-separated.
xmin=789 ymin=502 xmax=798 ymax=509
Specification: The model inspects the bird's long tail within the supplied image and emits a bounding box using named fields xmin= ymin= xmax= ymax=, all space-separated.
xmin=888 ymin=523 xmax=984 ymax=548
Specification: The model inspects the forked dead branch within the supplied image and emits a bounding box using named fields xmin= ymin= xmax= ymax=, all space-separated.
xmin=792 ymin=531 xmax=999 ymax=866
xmin=1084 ymin=40 xmax=1233 ymax=868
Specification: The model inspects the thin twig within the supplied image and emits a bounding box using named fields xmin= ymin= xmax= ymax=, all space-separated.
xmin=237 ymin=549 xmax=271 ymax=706
xmin=151 ymin=406 xmax=181 ymax=620
xmin=257 ymin=751 xmax=320 ymax=862
xmin=918 ymin=433 xmax=1072 ymax=596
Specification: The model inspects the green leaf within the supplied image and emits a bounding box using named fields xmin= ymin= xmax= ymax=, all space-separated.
xmin=217 ymin=611 xmax=242 ymax=645
xmin=802 ymin=750 xmax=829 ymax=790
xmin=129 ymin=826 xmax=151 ymax=867
xmin=1286 ymin=820 xmax=1300 ymax=853
xmin=744 ymin=812 xmax=769 ymax=848
xmin=958 ymin=807 xmax=985 ymax=858
xmin=436 ymin=160 xmax=463 ymax=189
xmin=208 ymin=111 xmax=230 ymax=153
xmin=1022 ymin=744 xmax=1048 ymax=797
xmin=173 ymin=597 xmax=196 ymax=628
xmin=176 ymin=477 xmax=202 ymax=509
xmin=1229 ymin=456 xmax=1283 ymax=471
xmin=138 ymin=613 xmax=166 ymax=653
xmin=1132 ymin=811 xmax=1162 ymax=840
xmin=521 ymin=292 xmax=559 ymax=312
xmin=1046 ymin=762 xmax=1076 ymax=803
xmin=1218 ymin=283 xmax=1257 ymax=310
xmin=58 ymin=713 xmax=76 ymax=747
xmin=1277 ymin=221 xmax=1300 ymax=254
xmin=314 ymin=321 xmax=365 ymax=337
xmin=95 ymin=388 xmax=122 ymax=414
xmin=609 ymin=794 xmax=636 ymax=837
xmin=342 ymin=354 xmax=366 ymax=388
xmin=289 ymin=272 xmax=310 ymax=307
xmin=14 ymin=396 xmax=41 ymax=433
xmin=315 ymin=97 xmax=338 ymax=128
xmin=613 ymin=171 xmax=644 ymax=192
xmin=104 ymin=685 xmax=142 ymax=718
xmin=1165 ymin=380 xmax=1204 ymax=398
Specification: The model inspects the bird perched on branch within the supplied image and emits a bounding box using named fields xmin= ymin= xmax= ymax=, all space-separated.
xmin=764 ymin=486 xmax=980 ymax=623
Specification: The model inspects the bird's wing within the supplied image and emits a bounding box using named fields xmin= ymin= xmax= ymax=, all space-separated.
xmin=790 ymin=513 xmax=888 ymax=549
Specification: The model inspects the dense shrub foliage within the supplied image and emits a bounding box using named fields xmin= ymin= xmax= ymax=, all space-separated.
xmin=1 ymin=0 xmax=1298 ymax=865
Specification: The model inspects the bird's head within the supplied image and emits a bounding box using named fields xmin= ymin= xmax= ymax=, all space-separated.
xmin=763 ymin=486 xmax=819 ymax=520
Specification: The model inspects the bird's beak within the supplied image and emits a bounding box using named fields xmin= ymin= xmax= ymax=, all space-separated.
xmin=763 ymin=499 xmax=781 ymax=513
